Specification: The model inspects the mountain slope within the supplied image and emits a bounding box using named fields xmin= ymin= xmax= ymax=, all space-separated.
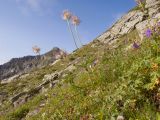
xmin=0 ymin=47 xmax=66 ymax=82
xmin=0 ymin=0 xmax=160 ymax=119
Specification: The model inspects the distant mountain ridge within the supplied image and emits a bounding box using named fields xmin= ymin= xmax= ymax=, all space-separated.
xmin=0 ymin=47 xmax=67 ymax=81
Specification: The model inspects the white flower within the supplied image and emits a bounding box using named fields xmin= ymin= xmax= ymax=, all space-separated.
xmin=117 ymin=115 xmax=124 ymax=120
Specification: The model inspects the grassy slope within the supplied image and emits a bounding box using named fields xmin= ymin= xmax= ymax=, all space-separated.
xmin=0 ymin=29 xmax=160 ymax=120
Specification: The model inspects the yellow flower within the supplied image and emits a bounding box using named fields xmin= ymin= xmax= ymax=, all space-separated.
xmin=155 ymin=78 xmax=160 ymax=85
xmin=151 ymin=63 xmax=158 ymax=71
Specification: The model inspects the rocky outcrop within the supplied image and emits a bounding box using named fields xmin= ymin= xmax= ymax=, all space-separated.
xmin=9 ymin=59 xmax=78 ymax=107
xmin=97 ymin=10 xmax=146 ymax=43
xmin=145 ymin=0 xmax=160 ymax=17
xmin=98 ymin=0 xmax=160 ymax=44
xmin=9 ymin=71 xmax=61 ymax=107
xmin=0 ymin=47 xmax=67 ymax=83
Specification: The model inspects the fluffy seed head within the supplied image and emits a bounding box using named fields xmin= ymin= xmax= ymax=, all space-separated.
xmin=72 ymin=15 xmax=81 ymax=25
xmin=32 ymin=45 xmax=41 ymax=54
xmin=62 ymin=10 xmax=72 ymax=20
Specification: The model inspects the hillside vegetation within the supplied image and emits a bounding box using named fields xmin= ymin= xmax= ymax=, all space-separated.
xmin=0 ymin=0 xmax=160 ymax=119
xmin=0 ymin=29 xmax=159 ymax=120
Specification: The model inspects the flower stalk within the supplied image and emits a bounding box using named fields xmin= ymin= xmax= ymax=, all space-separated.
xmin=66 ymin=19 xmax=79 ymax=49
xmin=62 ymin=10 xmax=79 ymax=49
xmin=72 ymin=15 xmax=83 ymax=47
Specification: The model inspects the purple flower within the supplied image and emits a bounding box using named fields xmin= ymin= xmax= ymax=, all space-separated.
xmin=157 ymin=22 xmax=160 ymax=27
xmin=145 ymin=29 xmax=152 ymax=38
xmin=133 ymin=42 xmax=140 ymax=49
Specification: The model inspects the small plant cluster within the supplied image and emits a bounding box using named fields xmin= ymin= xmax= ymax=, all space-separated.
xmin=62 ymin=10 xmax=83 ymax=49
xmin=135 ymin=0 xmax=146 ymax=11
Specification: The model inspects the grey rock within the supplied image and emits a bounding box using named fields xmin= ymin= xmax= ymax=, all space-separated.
xmin=145 ymin=0 xmax=160 ymax=17
xmin=136 ymin=18 xmax=158 ymax=39
xmin=26 ymin=108 xmax=41 ymax=117
xmin=49 ymin=80 xmax=59 ymax=88
xmin=13 ymin=95 xmax=28 ymax=107
xmin=10 ymin=92 xmax=27 ymax=103
xmin=98 ymin=10 xmax=145 ymax=44
xmin=1 ymin=74 xmax=21 ymax=84
xmin=64 ymin=64 xmax=76 ymax=72
xmin=136 ymin=20 xmax=150 ymax=39
xmin=43 ymin=72 xmax=60 ymax=82
xmin=97 ymin=0 xmax=160 ymax=45
xmin=41 ymin=86 xmax=48 ymax=94
xmin=145 ymin=0 xmax=160 ymax=8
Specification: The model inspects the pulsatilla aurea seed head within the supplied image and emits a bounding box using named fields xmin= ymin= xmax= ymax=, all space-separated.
xmin=72 ymin=15 xmax=81 ymax=25
xmin=62 ymin=10 xmax=72 ymax=20
xmin=32 ymin=46 xmax=41 ymax=54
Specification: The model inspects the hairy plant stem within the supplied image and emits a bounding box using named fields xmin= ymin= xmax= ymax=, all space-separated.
xmin=67 ymin=20 xmax=79 ymax=49
xmin=74 ymin=25 xmax=83 ymax=47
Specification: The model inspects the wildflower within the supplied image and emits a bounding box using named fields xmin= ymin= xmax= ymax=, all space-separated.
xmin=145 ymin=29 xmax=152 ymax=38
xmin=135 ymin=0 xmax=145 ymax=11
xmin=89 ymin=59 xmax=99 ymax=70
xmin=93 ymin=59 xmax=99 ymax=66
xmin=72 ymin=15 xmax=83 ymax=47
xmin=72 ymin=15 xmax=80 ymax=25
xmin=155 ymin=78 xmax=160 ymax=85
xmin=32 ymin=45 xmax=41 ymax=55
xmin=133 ymin=42 xmax=140 ymax=49
xmin=62 ymin=10 xmax=72 ymax=20
xmin=129 ymin=99 xmax=137 ymax=109
xmin=151 ymin=63 xmax=158 ymax=71
xmin=117 ymin=115 xmax=124 ymax=120
xmin=62 ymin=10 xmax=79 ymax=49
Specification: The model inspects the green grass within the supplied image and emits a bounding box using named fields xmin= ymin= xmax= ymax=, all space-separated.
xmin=0 ymin=29 xmax=159 ymax=120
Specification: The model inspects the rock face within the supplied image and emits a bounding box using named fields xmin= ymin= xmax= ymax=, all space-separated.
xmin=98 ymin=10 xmax=146 ymax=44
xmin=97 ymin=0 xmax=160 ymax=44
xmin=0 ymin=47 xmax=67 ymax=82
xmin=145 ymin=0 xmax=160 ymax=17
xmin=9 ymin=71 xmax=61 ymax=107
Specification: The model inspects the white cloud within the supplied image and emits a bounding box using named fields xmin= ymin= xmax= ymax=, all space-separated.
xmin=15 ymin=0 xmax=57 ymax=15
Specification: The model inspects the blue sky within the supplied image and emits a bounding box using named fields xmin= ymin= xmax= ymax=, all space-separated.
xmin=0 ymin=0 xmax=136 ymax=64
